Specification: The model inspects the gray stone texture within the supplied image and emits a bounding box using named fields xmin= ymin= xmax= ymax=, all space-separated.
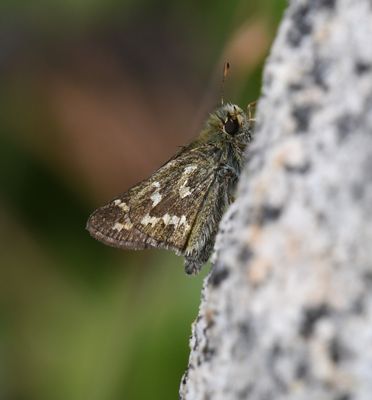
xmin=180 ymin=0 xmax=372 ymax=399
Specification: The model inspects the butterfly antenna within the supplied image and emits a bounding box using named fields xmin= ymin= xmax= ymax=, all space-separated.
xmin=220 ymin=61 xmax=230 ymax=105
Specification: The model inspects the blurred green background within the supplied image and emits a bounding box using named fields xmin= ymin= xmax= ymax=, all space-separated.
xmin=0 ymin=1 xmax=286 ymax=399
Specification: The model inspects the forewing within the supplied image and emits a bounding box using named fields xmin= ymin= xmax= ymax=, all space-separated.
xmin=87 ymin=147 xmax=218 ymax=253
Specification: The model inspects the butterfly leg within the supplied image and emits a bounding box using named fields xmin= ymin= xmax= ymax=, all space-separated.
xmin=218 ymin=164 xmax=238 ymax=180
xmin=218 ymin=163 xmax=239 ymax=204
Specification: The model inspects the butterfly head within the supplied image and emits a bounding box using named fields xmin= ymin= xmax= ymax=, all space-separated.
xmin=217 ymin=103 xmax=248 ymax=135
xmin=199 ymin=103 xmax=252 ymax=146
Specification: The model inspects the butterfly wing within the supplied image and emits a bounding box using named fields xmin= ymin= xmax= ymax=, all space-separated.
xmin=87 ymin=146 xmax=219 ymax=254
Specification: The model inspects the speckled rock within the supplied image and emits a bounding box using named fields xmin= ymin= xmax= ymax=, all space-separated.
xmin=180 ymin=0 xmax=372 ymax=399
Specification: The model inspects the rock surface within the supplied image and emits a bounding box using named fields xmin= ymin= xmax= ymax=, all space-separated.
xmin=180 ymin=0 xmax=372 ymax=399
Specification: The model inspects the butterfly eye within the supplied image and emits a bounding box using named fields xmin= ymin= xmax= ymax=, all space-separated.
xmin=224 ymin=117 xmax=240 ymax=135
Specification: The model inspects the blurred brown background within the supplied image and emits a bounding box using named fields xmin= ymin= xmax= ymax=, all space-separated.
xmin=0 ymin=1 xmax=286 ymax=399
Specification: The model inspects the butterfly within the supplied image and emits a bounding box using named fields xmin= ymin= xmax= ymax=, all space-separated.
xmin=87 ymin=99 xmax=256 ymax=275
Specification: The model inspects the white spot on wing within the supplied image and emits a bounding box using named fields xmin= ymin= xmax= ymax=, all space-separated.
xmin=162 ymin=213 xmax=190 ymax=230
xmin=161 ymin=213 xmax=179 ymax=226
xmin=113 ymin=222 xmax=124 ymax=232
xmin=162 ymin=213 xmax=171 ymax=225
xmin=179 ymin=184 xmax=192 ymax=198
xmin=119 ymin=203 xmax=129 ymax=212
xmin=180 ymin=215 xmax=190 ymax=230
xmin=170 ymin=215 xmax=180 ymax=226
xmin=150 ymin=182 xmax=163 ymax=207
xmin=141 ymin=214 xmax=160 ymax=227
xmin=113 ymin=220 xmax=133 ymax=231
xmin=151 ymin=191 xmax=162 ymax=207
xmin=141 ymin=213 xmax=189 ymax=230
xmin=113 ymin=199 xmax=129 ymax=212
xmin=184 ymin=165 xmax=197 ymax=174
xmin=123 ymin=220 xmax=133 ymax=229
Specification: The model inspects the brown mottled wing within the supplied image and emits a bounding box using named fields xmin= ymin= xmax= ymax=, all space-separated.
xmin=86 ymin=146 xmax=219 ymax=254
